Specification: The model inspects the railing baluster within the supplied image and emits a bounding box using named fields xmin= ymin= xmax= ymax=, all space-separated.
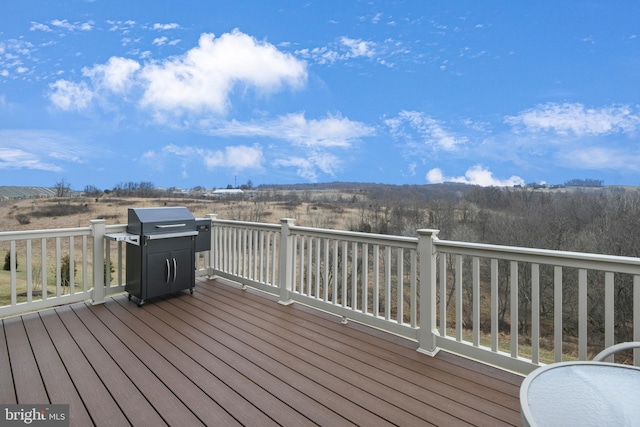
xmin=362 ymin=243 xmax=369 ymax=315
xmin=323 ymin=238 xmax=329 ymax=302
xmin=554 ymin=266 xmax=563 ymax=362
xmin=440 ymin=254 xmax=447 ymax=337
xmin=385 ymin=246 xmax=391 ymax=321
xmin=342 ymin=240 xmax=348 ymax=308
xmin=634 ymin=275 xmax=640 ymax=366
xmin=26 ymin=240 xmax=33 ymax=304
xmin=105 ymin=238 xmax=111 ymax=288
xmin=601 ymin=271 xmax=615 ymax=361
xmin=292 ymin=235 xmax=299 ymax=293
xmin=70 ymin=236 xmax=75 ymax=294
xmin=331 ymin=240 xmax=338 ymax=304
xmin=373 ymin=245 xmax=379 ymax=316
xmin=55 ymin=237 xmax=62 ymax=298
xmin=472 ymin=256 xmax=480 ymax=347
xmin=604 ymin=272 xmax=614 ymax=360
xmin=83 ymin=235 xmax=88 ymax=292
xmin=41 ymin=238 xmax=47 ymax=301
xmin=491 ymin=258 xmax=498 ymax=353
xmin=397 ymin=247 xmax=404 ymax=324
xmin=579 ymin=268 xmax=588 ymax=360
xmin=299 ymin=235 xmax=305 ymax=294
xmin=314 ymin=237 xmax=321 ymax=298
xmin=531 ymin=263 xmax=540 ymax=365
xmin=510 ymin=261 xmax=518 ymax=358
xmin=10 ymin=241 xmax=16 ymax=306
xmin=352 ymin=242 xmax=358 ymax=310
xmin=410 ymin=248 xmax=417 ymax=328
xmin=455 ymin=255 xmax=462 ymax=342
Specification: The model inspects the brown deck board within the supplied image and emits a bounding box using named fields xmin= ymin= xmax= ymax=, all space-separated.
xmin=39 ymin=308 xmax=130 ymax=426
xmin=3 ymin=316 xmax=48 ymax=403
xmin=200 ymin=282 xmax=517 ymax=425
xmin=0 ymin=277 xmax=524 ymax=426
xmin=0 ymin=317 xmax=16 ymax=403
xmin=20 ymin=312 xmax=93 ymax=426
xmin=71 ymin=302 xmax=199 ymax=426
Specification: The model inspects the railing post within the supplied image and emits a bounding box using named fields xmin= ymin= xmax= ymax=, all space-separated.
xmin=207 ymin=213 xmax=217 ymax=278
xmin=90 ymin=219 xmax=106 ymax=305
xmin=278 ymin=218 xmax=296 ymax=305
xmin=417 ymin=229 xmax=440 ymax=356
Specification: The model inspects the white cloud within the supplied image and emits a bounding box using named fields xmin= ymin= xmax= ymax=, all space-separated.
xmin=50 ymin=19 xmax=94 ymax=32
xmin=139 ymin=30 xmax=307 ymax=115
xmin=152 ymin=37 xmax=168 ymax=46
xmin=556 ymin=147 xmax=640 ymax=171
xmin=0 ymin=130 xmax=105 ymax=172
xmin=426 ymin=165 xmax=524 ymax=187
xmin=505 ymin=103 xmax=640 ymax=136
xmin=153 ymin=23 xmax=180 ymax=30
xmin=339 ymin=37 xmax=376 ymax=58
xmin=145 ymin=143 xmax=264 ymax=173
xmin=209 ymin=112 xmax=375 ymax=148
xmin=48 ymin=80 xmax=93 ymax=111
xmin=0 ymin=148 xmax=62 ymax=172
xmin=273 ymin=151 xmax=341 ymax=182
xmin=48 ymin=30 xmax=307 ymax=117
xmin=206 ymin=144 xmax=264 ymax=171
xmin=82 ymin=57 xmax=140 ymax=93
xmin=385 ymin=110 xmax=466 ymax=151
xmin=295 ymin=36 xmax=377 ymax=64
xmin=30 ymin=22 xmax=52 ymax=32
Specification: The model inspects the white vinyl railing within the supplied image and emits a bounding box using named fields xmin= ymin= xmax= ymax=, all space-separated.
xmin=207 ymin=218 xmax=640 ymax=374
xmin=0 ymin=220 xmax=127 ymax=318
xmin=2 ymin=215 xmax=640 ymax=375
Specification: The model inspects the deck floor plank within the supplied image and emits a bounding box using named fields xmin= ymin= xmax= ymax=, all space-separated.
xmin=20 ymin=312 xmax=93 ymax=426
xmin=54 ymin=305 xmax=166 ymax=427
xmin=3 ymin=316 xmax=48 ymax=403
xmin=203 ymin=283 xmax=521 ymax=425
xmin=110 ymin=296 xmax=297 ymax=427
xmin=88 ymin=300 xmax=217 ymax=426
xmin=38 ymin=308 xmax=130 ymax=426
xmin=187 ymin=287 xmax=465 ymax=426
xmin=0 ymin=278 xmax=524 ymax=427
xmin=0 ymin=317 xmax=17 ymax=403
xmin=157 ymin=295 xmax=399 ymax=427
xmin=72 ymin=302 xmax=202 ymax=426
xmin=198 ymin=282 xmax=517 ymax=425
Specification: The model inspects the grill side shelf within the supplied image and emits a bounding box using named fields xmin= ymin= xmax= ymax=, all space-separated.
xmin=105 ymin=232 xmax=140 ymax=246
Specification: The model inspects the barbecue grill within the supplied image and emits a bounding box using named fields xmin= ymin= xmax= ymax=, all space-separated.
xmin=106 ymin=207 xmax=210 ymax=306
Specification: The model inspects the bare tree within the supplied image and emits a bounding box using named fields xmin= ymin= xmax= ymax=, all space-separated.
xmin=54 ymin=178 xmax=71 ymax=197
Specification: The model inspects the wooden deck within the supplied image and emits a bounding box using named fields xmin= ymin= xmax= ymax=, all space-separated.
xmin=0 ymin=277 xmax=523 ymax=426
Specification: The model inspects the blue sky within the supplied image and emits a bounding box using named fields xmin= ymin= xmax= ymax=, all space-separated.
xmin=1 ymin=1 xmax=639 ymax=190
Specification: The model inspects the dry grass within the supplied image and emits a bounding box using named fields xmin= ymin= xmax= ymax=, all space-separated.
xmin=0 ymin=191 xmax=358 ymax=233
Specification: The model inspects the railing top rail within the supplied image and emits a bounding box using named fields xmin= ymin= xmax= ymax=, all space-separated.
xmin=0 ymin=226 xmax=91 ymax=241
xmin=212 ymin=219 xmax=281 ymax=232
xmin=436 ymin=239 xmax=640 ymax=274
xmin=289 ymin=224 xmax=418 ymax=247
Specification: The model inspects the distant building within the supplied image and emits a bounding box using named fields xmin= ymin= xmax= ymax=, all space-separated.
xmin=0 ymin=186 xmax=57 ymax=200
xmin=204 ymin=189 xmax=245 ymax=198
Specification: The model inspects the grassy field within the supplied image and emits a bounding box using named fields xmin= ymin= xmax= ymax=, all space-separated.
xmin=0 ymin=191 xmax=360 ymax=306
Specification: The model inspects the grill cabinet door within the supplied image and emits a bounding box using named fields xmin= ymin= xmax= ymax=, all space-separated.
xmin=144 ymin=237 xmax=195 ymax=300
xmin=146 ymin=251 xmax=174 ymax=299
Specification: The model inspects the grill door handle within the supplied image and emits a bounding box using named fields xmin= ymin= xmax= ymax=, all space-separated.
xmin=172 ymin=258 xmax=177 ymax=282
xmin=165 ymin=259 xmax=171 ymax=283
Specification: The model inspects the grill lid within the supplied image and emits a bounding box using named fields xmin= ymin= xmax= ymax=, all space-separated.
xmin=127 ymin=207 xmax=196 ymax=236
